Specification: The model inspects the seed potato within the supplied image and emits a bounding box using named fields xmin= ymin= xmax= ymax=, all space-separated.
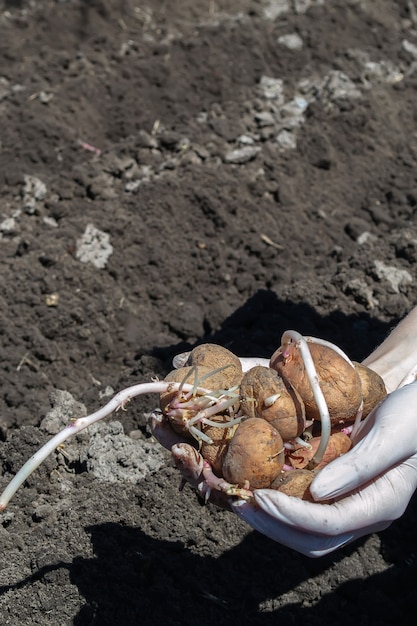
xmin=200 ymin=416 xmax=239 ymax=476
xmin=222 ymin=417 xmax=285 ymax=489
xmin=271 ymin=342 xmax=362 ymax=423
xmin=353 ymin=362 xmax=387 ymax=416
xmin=185 ymin=343 xmax=243 ymax=388
xmin=240 ymin=365 xmax=306 ymax=440
xmin=160 ymin=365 xmax=238 ymax=434
xmin=270 ymin=469 xmax=318 ymax=501
xmin=286 ymin=431 xmax=352 ymax=470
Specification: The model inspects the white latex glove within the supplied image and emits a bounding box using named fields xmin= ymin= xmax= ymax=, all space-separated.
xmin=234 ymin=308 xmax=417 ymax=557
xmin=233 ymin=381 xmax=417 ymax=556
xmin=152 ymin=377 xmax=417 ymax=557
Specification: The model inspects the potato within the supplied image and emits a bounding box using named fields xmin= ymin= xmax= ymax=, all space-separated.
xmin=270 ymin=468 xmax=336 ymax=502
xmin=240 ymin=366 xmax=306 ymax=440
xmin=200 ymin=415 xmax=239 ymax=476
xmin=222 ymin=417 xmax=285 ymax=489
xmin=286 ymin=431 xmax=352 ymax=470
xmin=185 ymin=343 xmax=243 ymax=388
xmin=271 ymin=342 xmax=362 ymax=423
xmin=353 ymin=362 xmax=387 ymax=417
xmin=160 ymin=365 xmax=239 ymax=434
xmin=270 ymin=469 xmax=318 ymax=501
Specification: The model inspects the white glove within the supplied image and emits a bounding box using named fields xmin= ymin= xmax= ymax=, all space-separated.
xmin=232 ymin=381 xmax=417 ymax=556
xmin=234 ymin=308 xmax=417 ymax=557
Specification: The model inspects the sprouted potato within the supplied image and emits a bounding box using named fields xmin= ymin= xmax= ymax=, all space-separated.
xmin=239 ymin=365 xmax=305 ymax=440
xmin=353 ymin=362 xmax=387 ymax=416
xmin=270 ymin=337 xmax=363 ymax=423
xmin=0 ymin=336 xmax=385 ymax=511
xmin=222 ymin=417 xmax=285 ymax=489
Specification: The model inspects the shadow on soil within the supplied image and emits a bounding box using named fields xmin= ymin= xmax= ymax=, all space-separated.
xmin=2 ymin=504 xmax=416 ymax=626
xmin=152 ymin=289 xmax=397 ymax=367
xmin=72 ymin=508 xmax=417 ymax=626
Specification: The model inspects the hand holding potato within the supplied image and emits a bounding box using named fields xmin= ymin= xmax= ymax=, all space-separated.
xmin=233 ymin=308 xmax=417 ymax=556
xmin=151 ymin=377 xmax=417 ymax=556
xmin=154 ymin=308 xmax=417 ymax=557
xmin=3 ymin=308 xmax=417 ymax=560
xmin=163 ymin=377 xmax=417 ymax=558
xmin=233 ymin=381 xmax=417 ymax=556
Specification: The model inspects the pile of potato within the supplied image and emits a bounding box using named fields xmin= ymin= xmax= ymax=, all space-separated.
xmin=159 ymin=341 xmax=387 ymax=501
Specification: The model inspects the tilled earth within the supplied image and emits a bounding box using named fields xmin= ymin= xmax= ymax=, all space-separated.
xmin=1 ymin=1 xmax=417 ymax=624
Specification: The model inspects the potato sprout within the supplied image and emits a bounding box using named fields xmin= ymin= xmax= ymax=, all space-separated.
xmin=0 ymin=333 xmax=372 ymax=512
xmin=0 ymin=378 xmax=235 ymax=511
xmin=278 ymin=331 xmax=332 ymax=468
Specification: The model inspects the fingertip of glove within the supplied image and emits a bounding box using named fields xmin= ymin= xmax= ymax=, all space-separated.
xmin=231 ymin=498 xmax=253 ymax=514
xmin=231 ymin=498 xmax=245 ymax=508
xmin=252 ymin=489 xmax=292 ymax=523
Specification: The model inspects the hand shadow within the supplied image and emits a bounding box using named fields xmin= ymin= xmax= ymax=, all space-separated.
xmin=151 ymin=288 xmax=397 ymax=368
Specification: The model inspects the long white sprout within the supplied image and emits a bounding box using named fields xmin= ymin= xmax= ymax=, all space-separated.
xmin=0 ymin=335 xmax=361 ymax=511
xmin=281 ymin=331 xmax=332 ymax=468
xmin=281 ymin=331 xmax=361 ymax=468
xmin=0 ymin=380 xmax=210 ymax=512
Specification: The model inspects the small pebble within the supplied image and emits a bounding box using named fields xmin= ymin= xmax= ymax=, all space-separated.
xmin=223 ymin=146 xmax=261 ymax=164
xmin=277 ymin=33 xmax=304 ymax=50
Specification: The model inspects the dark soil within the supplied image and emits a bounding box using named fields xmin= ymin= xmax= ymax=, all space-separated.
xmin=1 ymin=1 xmax=417 ymax=624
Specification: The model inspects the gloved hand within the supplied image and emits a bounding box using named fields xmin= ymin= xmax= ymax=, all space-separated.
xmin=232 ymin=381 xmax=417 ymax=556
xmin=234 ymin=308 xmax=417 ymax=556
xmin=151 ymin=377 xmax=417 ymax=557
xmin=152 ymin=308 xmax=417 ymax=557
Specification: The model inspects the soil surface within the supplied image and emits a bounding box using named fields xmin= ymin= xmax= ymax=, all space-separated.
xmin=1 ymin=1 xmax=417 ymax=624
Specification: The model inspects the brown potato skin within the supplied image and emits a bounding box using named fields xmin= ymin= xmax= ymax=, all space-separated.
xmin=222 ymin=417 xmax=285 ymax=489
xmin=201 ymin=416 xmax=238 ymax=476
xmin=160 ymin=365 xmax=238 ymax=434
xmin=353 ymin=362 xmax=387 ymax=417
xmin=270 ymin=469 xmax=336 ymax=502
xmin=240 ymin=366 xmax=305 ymax=440
xmin=186 ymin=343 xmax=243 ymax=388
xmin=286 ymin=432 xmax=352 ymax=470
xmin=271 ymin=343 xmax=362 ymax=423
xmin=271 ymin=469 xmax=318 ymax=501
